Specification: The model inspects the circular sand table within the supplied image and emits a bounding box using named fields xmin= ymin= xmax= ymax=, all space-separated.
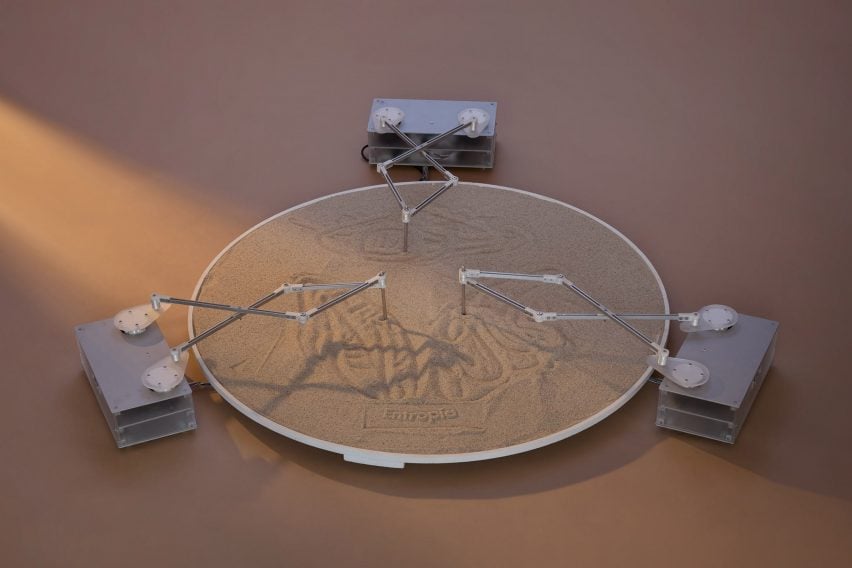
xmin=191 ymin=182 xmax=667 ymax=467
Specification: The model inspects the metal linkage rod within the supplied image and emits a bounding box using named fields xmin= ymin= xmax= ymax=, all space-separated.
xmin=382 ymin=122 xmax=470 ymax=167
xmin=288 ymin=282 xmax=367 ymax=292
xmin=386 ymin=123 xmax=454 ymax=180
xmin=461 ymin=265 xmax=467 ymax=315
xmin=377 ymin=119 xmax=471 ymax=252
xmin=172 ymin=281 xmax=378 ymax=355
xmin=533 ymin=313 xmax=692 ymax=321
xmin=127 ymin=273 xmax=390 ymax=391
xmin=459 ymin=268 xmax=741 ymax=389
xmin=464 ymin=270 xmax=561 ymax=283
xmin=403 ymin=221 xmax=409 ymax=252
xmin=411 ymin=178 xmax=456 ymax=216
xmin=176 ymin=286 xmax=290 ymax=354
xmin=466 ymin=281 xmax=531 ymax=315
xmin=153 ymin=272 xmax=388 ymax=361
xmin=462 ymin=280 xmax=682 ymax=329
xmin=559 ymin=279 xmax=661 ymax=353
xmin=153 ymin=296 xmax=303 ymax=321
xmin=306 ymin=276 xmax=383 ymax=318
xmin=378 ymin=165 xmax=408 ymax=211
xmin=459 ymin=267 xmax=738 ymax=389
xmin=459 ymin=268 xmax=671 ymax=361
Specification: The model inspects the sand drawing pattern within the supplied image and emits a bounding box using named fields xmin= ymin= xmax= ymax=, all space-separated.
xmin=192 ymin=184 xmax=666 ymax=454
xmin=288 ymin=202 xmax=534 ymax=265
xmin=288 ymin=299 xmax=567 ymax=404
xmin=215 ymin=287 xmax=567 ymax=418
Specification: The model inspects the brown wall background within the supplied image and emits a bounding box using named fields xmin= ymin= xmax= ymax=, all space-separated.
xmin=1 ymin=1 xmax=850 ymax=566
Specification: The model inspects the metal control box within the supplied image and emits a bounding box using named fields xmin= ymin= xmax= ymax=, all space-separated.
xmin=657 ymin=314 xmax=778 ymax=443
xmin=366 ymin=98 xmax=497 ymax=168
xmin=75 ymin=319 xmax=196 ymax=448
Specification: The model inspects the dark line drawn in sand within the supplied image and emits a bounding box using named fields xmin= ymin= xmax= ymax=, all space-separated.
xmin=288 ymin=204 xmax=533 ymax=264
xmin=230 ymin=291 xmax=573 ymax=416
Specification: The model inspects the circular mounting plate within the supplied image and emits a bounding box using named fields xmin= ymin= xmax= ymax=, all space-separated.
xmin=142 ymin=353 xmax=187 ymax=393
xmin=700 ymin=304 xmax=738 ymax=330
xmin=114 ymin=304 xmax=167 ymax=335
xmin=190 ymin=182 xmax=669 ymax=467
xmin=372 ymin=106 xmax=405 ymax=134
xmin=651 ymin=356 xmax=710 ymax=388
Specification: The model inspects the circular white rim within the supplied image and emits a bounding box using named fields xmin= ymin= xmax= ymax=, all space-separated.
xmin=189 ymin=182 xmax=670 ymax=466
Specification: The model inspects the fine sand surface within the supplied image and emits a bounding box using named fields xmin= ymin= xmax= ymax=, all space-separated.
xmin=192 ymin=183 xmax=666 ymax=455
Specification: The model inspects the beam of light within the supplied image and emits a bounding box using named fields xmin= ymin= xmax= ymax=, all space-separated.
xmin=0 ymin=98 xmax=251 ymax=316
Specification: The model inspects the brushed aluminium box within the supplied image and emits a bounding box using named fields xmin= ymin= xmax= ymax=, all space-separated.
xmin=367 ymin=98 xmax=497 ymax=168
xmin=75 ymin=319 xmax=196 ymax=448
xmin=657 ymin=314 xmax=778 ymax=443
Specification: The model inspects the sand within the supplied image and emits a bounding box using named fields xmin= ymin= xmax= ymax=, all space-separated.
xmin=192 ymin=183 xmax=666 ymax=455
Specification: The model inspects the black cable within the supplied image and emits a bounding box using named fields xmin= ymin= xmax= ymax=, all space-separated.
xmin=360 ymin=145 xmax=430 ymax=180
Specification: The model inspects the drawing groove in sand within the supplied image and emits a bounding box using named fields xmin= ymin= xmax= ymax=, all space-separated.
xmin=288 ymin=204 xmax=533 ymax=264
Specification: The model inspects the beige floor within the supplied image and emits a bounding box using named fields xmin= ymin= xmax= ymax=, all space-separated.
xmin=1 ymin=2 xmax=850 ymax=567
